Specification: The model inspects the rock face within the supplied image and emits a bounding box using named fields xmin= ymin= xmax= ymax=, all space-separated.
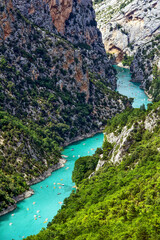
xmin=11 ymin=0 xmax=116 ymax=87
xmin=0 ymin=0 xmax=131 ymax=212
xmin=93 ymin=0 xmax=160 ymax=61
xmin=13 ymin=0 xmax=104 ymax=49
xmin=130 ymin=34 xmax=160 ymax=95
xmin=105 ymin=107 xmax=160 ymax=164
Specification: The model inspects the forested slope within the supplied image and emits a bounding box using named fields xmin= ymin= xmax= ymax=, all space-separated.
xmin=0 ymin=0 xmax=130 ymax=213
xmin=26 ymin=102 xmax=160 ymax=240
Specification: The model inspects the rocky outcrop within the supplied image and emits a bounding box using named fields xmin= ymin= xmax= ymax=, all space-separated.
xmin=0 ymin=0 xmax=131 ymax=212
xmin=93 ymin=0 xmax=160 ymax=61
xmin=13 ymin=0 xmax=104 ymax=50
xmin=104 ymin=107 xmax=160 ymax=164
xmin=130 ymin=34 xmax=160 ymax=94
xmin=106 ymin=125 xmax=134 ymax=163
xmin=45 ymin=0 xmax=73 ymax=34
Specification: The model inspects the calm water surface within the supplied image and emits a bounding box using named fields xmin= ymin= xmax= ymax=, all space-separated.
xmin=114 ymin=65 xmax=150 ymax=108
xmin=0 ymin=66 xmax=150 ymax=239
xmin=0 ymin=133 xmax=104 ymax=240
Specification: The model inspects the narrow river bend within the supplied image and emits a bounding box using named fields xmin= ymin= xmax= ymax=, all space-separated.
xmin=114 ymin=65 xmax=150 ymax=108
xmin=0 ymin=67 xmax=149 ymax=240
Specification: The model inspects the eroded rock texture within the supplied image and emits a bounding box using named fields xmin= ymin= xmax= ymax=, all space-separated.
xmin=94 ymin=0 xmax=160 ymax=61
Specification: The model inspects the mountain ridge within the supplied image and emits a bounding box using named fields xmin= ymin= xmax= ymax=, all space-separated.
xmin=0 ymin=0 xmax=130 ymax=213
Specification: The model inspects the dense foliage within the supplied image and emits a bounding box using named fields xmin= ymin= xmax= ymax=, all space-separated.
xmin=72 ymin=148 xmax=103 ymax=186
xmin=0 ymin=2 xmax=129 ymax=212
xmin=149 ymin=65 xmax=160 ymax=102
xmin=122 ymin=55 xmax=134 ymax=67
xmin=0 ymin=110 xmax=61 ymax=211
xmin=26 ymin=102 xmax=160 ymax=240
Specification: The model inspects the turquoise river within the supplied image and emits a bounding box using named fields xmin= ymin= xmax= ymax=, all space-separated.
xmin=114 ymin=65 xmax=151 ymax=108
xmin=0 ymin=66 xmax=150 ymax=239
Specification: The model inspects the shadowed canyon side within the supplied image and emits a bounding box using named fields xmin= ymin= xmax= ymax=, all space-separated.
xmin=0 ymin=0 xmax=130 ymax=213
xmin=12 ymin=0 xmax=115 ymax=86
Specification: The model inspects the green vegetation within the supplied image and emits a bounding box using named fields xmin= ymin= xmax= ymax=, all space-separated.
xmin=0 ymin=0 xmax=129 ymax=213
xmin=26 ymin=102 xmax=160 ymax=240
xmin=104 ymin=107 xmax=146 ymax=134
xmin=149 ymin=65 xmax=160 ymax=102
xmin=0 ymin=171 xmax=29 ymax=210
xmin=94 ymin=0 xmax=103 ymax=5
xmin=120 ymin=0 xmax=134 ymax=10
xmin=122 ymin=55 xmax=134 ymax=67
xmin=0 ymin=110 xmax=61 ymax=211
xmin=72 ymin=148 xmax=103 ymax=186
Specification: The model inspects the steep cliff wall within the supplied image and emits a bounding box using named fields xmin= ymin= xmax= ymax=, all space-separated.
xmin=93 ymin=0 xmax=160 ymax=62
xmin=130 ymin=34 xmax=160 ymax=100
xmin=12 ymin=0 xmax=116 ymax=86
xmin=0 ymin=0 xmax=130 ymax=211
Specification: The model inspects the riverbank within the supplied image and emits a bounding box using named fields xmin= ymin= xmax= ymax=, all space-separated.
xmin=0 ymin=158 xmax=66 ymax=217
xmin=0 ymin=130 xmax=103 ymax=217
xmin=117 ymin=62 xmax=130 ymax=69
xmin=144 ymin=90 xmax=153 ymax=102
xmin=63 ymin=130 xmax=103 ymax=147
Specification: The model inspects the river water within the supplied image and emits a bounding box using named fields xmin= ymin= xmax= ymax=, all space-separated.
xmin=0 ymin=66 xmax=149 ymax=240
xmin=0 ymin=133 xmax=104 ymax=240
xmin=114 ymin=65 xmax=150 ymax=108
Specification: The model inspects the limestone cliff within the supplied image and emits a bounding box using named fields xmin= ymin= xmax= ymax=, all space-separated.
xmin=12 ymin=0 xmax=116 ymax=87
xmin=130 ymin=34 xmax=160 ymax=99
xmin=93 ymin=0 xmax=160 ymax=62
xmin=0 ymin=0 xmax=131 ymax=211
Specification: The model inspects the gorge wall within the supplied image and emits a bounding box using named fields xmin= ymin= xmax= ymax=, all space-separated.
xmin=0 ymin=0 xmax=130 ymax=212
xmin=93 ymin=0 xmax=160 ymax=62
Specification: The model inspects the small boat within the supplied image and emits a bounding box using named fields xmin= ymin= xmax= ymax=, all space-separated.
xmin=35 ymin=218 xmax=37 ymax=220
xmin=54 ymin=187 xmax=56 ymax=189
xmin=53 ymin=183 xmax=56 ymax=185
xmin=73 ymin=155 xmax=75 ymax=157
xmin=45 ymin=218 xmax=48 ymax=221
xmin=34 ymin=215 xmax=37 ymax=217
xmin=58 ymin=202 xmax=63 ymax=204
xmin=62 ymin=155 xmax=68 ymax=158
xmin=59 ymin=186 xmax=62 ymax=189
xmin=33 ymin=202 xmax=36 ymax=205
xmin=61 ymin=179 xmax=63 ymax=181
xmin=11 ymin=214 xmax=14 ymax=216
xmin=44 ymin=221 xmax=47 ymax=223
xmin=66 ymin=167 xmax=69 ymax=170
xmin=61 ymin=184 xmax=64 ymax=186
xmin=27 ymin=208 xmax=29 ymax=211
xmin=38 ymin=216 xmax=41 ymax=218
xmin=37 ymin=210 xmax=40 ymax=213
xmin=57 ymin=193 xmax=61 ymax=195
xmin=9 ymin=223 xmax=12 ymax=226
xmin=78 ymin=155 xmax=80 ymax=157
